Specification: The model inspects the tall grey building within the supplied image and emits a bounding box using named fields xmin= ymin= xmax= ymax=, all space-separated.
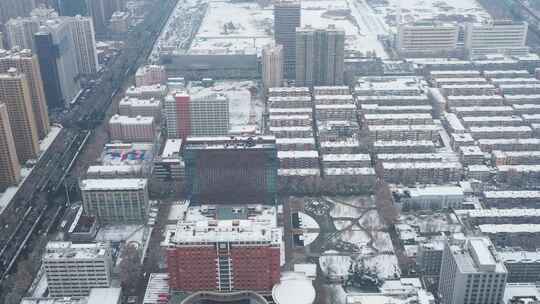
xmin=295 ymin=25 xmax=345 ymax=87
xmin=262 ymin=44 xmax=284 ymax=91
xmin=274 ymin=0 xmax=300 ymax=79
xmin=438 ymin=237 xmax=507 ymax=304
xmin=0 ymin=0 xmax=37 ymax=29
xmin=35 ymin=19 xmax=81 ymax=107
xmin=68 ymin=15 xmax=98 ymax=74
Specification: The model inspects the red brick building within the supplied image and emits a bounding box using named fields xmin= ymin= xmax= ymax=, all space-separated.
xmin=164 ymin=205 xmax=282 ymax=293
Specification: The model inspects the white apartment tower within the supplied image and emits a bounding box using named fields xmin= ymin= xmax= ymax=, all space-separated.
xmin=190 ymin=94 xmax=230 ymax=136
xmin=438 ymin=237 xmax=507 ymax=304
xmin=5 ymin=16 xmax=40 ymax=50
xmin=68 ymin=15 xmax=99 ymax=75
xmin=464 ymin=21 xmax=529 ymax=58
xmin=262 ymin=44 xmax=284 ymax=91
xmin=43 ymin=241 xmax=112 ymax=298
xmin=396 ymin=21 xmax=459 ymax=56
xmin=80 ymin=178 xmax=149 ymax=224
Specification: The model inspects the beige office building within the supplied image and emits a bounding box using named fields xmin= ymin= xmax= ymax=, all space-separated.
xmin=0 ymin=48 xmax=50 ymax=138
xmin=0 ymin=103 xmax=21 ymax=190
xmin=0 ymin=68 xmax=39 ymax=162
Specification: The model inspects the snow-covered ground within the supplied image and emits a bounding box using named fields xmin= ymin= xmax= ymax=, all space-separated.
xmin=334 ymin=219 xmax=353 ymax=230
xmin=319 ymin=251 xmax=353 ymax=278
xmin=370 ymin=0 xmax=490 ymax=31
xmin=372 ymin=231 xmax=394 ymax=252
xmin=95 ymin=225 xmax=147 ymax=246
xmin=189 ymin=80 xmax=263 ymax=130
xmin=298 ymin=212 xmax=320 ymax=229
xmin=330 ymin=201 xmax=364 ymax=218
xmin=191 ymin=1 xmax=273 ymax=53
xmin=359 ymin=209 xmax=385 ymax=230
xmin=339 ymin=227 xmax=370 ymax=248
xmin=363 ymin=254 xmax=400 ymax=280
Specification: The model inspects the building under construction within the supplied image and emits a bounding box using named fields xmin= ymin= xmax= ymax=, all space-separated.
xmin=183 ymin=136 xmax=278 ymax=204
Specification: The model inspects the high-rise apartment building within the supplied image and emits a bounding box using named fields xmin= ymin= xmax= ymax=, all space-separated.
xmin=165 ymin=92 xmax=229 ymax=138
xmin=190 ymin=94 xmax=229 ymax=136
xmin=183 ymin=136 xmax=278 ymax=204
xmin=43 ymin=241 xmax=113 ymax=298
xmin=0 ymin=103 xmax=21 ymax=190
xmin=262 ymin=44 xmax=284 ymax=91
xmin=0 ymin=48 xmax=49 ymax=139
xmin=164 ymin=205 xmax=282 ymax=292
xmin=86 ymin=0 xmax=122 ymax=36
xmin=164 ymin=91 xmax=191 ymax=139
xmin=0 ymin=0 xmax=37 ymax=29
xmin=35 ymin=19 xmax=81 ymax=107
xmin=6 ymin=9 xmax=98 ymax=78
xmin=274 ymin=0 xmax=300 ymax=79
xmin=68 ymin=15 xmax=98 ymax=75
xmin=0 ymin=68 xmax=39 ymax=162
xmin=296 ymin=25 xmax=345 ymax=87
xmin=5 ymin=16 xmax=40 ymax=50
xmin=396 ymin=21 xmax=459 ymax=56
xmin=80 ymin=178 xmax=149 ymax=224
xmin=464 ymin=21 xmax=529 ymax=58
xmin=0 ymin=32 xmax=4 ymax=49
xmin=5 ymin=7 xmax=56 ymax=50
xmin=438 ymin=237 xmax=507 ymax=304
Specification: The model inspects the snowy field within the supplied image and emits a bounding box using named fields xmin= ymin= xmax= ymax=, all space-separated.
xmin=369 ymin=0 xmax=490 ymax=31
xmin=339 ymin=226 xmax=370 ymax=248
xmin=320 ymin=251 xmax=353 ymax=278
xmin=330 ymin=202 xmax=364 ymax=218
xmin=190 ymin=0 xmax=274 ymax=52
xmin=189 ymin=80 xmax=264 ymax=130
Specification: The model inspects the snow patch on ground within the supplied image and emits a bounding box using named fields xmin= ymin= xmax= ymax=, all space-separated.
xmin=330 ymin=202 xmax=364 ymax=219
xmin=363 ymin=254 xmax=400 ymax=280
xmin=372 ymin=231 xmax=394 ymax=253
xmin=298 ymin=212 xmax=320 ymax=230
xmin=334 ymin=219 xmax=353 ymax=231
xmin=319 ymin=252 xmax=353 ymax=278
xmin=339 ymin=227 xmax=370 ymax=248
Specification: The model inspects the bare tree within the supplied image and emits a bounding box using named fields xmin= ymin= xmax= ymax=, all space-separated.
xmin=375 ymin=181 xmax=399 ymax=226
xmin=119 ymin=245 xmax=142 ymax=293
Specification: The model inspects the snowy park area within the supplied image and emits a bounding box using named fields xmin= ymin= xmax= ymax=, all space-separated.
xmin=190 ymin=0 xmax=274 ymax=53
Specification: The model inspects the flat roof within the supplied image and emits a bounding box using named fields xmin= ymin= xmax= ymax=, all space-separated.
xmin=43 ymin=241 xmax=110 ymax=260
xmin=382 ymin=161 xmax=462 ymax=169
xmin=479 ymin=224 xmax=540 ymax=234
xmin=88 ymin=288 xmax=122 ymax=304
xmin=468 ymin=208 xmax=540 ymax=218
xmin=483 ymin=190 xmax=540 ymax=198
xmin=163 ymin=205 xmax=281 ymax=245
xmin=277 ymin=150 xmax=319 ymax=158
xmin=80 ymin=178 xmax=147 ymax=191
xmin=324 ymin=167 xmax=376 ymax=175
xmin=161 ymin=139 xmax=182 ymax=158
